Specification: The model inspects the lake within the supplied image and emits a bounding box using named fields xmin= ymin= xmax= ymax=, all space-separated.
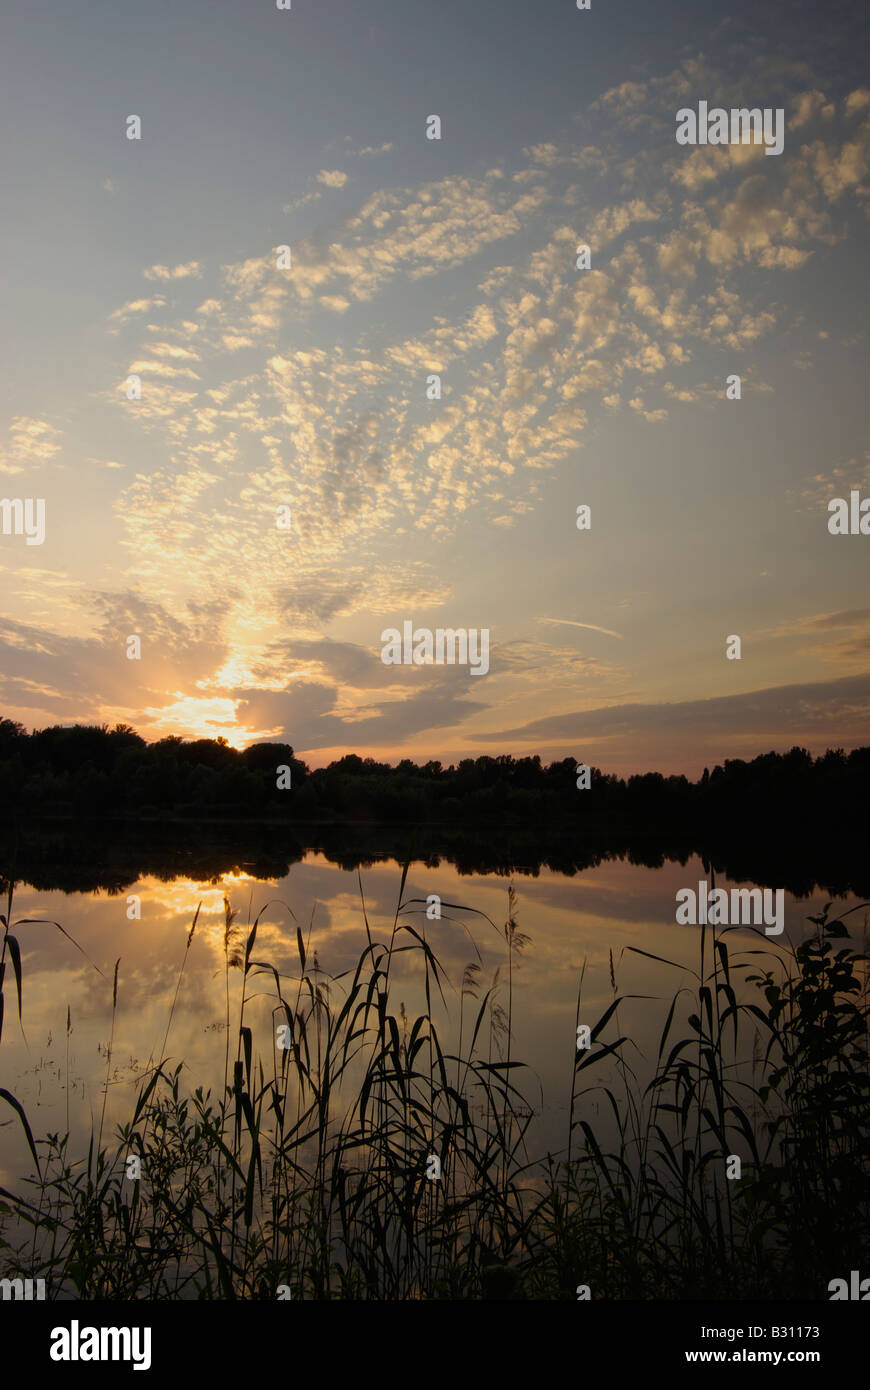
xmin=2 ymin=838 xmax=864 ymax=1191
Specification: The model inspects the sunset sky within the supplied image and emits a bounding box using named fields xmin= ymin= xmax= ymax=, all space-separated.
xmin=1 ymin=0 xmax=869 ymax=774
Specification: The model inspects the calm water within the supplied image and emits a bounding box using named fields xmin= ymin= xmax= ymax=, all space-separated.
xmin=2 ymin=847 xmax=864 ymax=1188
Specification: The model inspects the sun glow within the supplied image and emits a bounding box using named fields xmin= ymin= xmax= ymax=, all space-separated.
xmin=140 ymin=697 xmax=250 ymax=748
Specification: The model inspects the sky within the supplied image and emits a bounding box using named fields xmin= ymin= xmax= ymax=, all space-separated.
xmin=1 ymin=0 xmax=869 ymax=775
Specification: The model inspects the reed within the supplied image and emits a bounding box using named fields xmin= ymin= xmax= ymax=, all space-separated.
xmin=0 ymin=875 xmax=867 ymax=1299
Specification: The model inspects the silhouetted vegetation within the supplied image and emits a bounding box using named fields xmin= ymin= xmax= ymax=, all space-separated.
xmin=1 ymin=720 xmax=868 ymax=896
xmin=1 ymin=878 xmax=867 ymax=1299
xmin=1 ymin=817 xmax=868 ymax=900
xmin=1 ymin=719 xmax=866 ymax=841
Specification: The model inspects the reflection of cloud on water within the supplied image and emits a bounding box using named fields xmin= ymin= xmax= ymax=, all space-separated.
xmin=141 ymin=871 xmax=261 ymax=921
xmin=0 ymin=858 xmax=862 ymax=1187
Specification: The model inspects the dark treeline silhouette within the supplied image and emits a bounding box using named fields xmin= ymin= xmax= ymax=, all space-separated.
xmin=0 ymin=717 xmax=867 ymax=833
xmin=1 ymin=718 xmax=868 ymax=896
xmin=3 ymin=818 xmax=868 ymax=899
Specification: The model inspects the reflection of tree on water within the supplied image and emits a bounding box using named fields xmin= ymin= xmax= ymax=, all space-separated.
xmin=1 ymin=722 xmax=867 ymax=893
xmin=1 ymin=817 xmax=867 ymax=899
xmin=1 ymin=870 xmax=867 ymax=1300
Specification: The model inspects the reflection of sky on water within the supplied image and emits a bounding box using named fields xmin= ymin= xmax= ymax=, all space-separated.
xmin=1 ymin=853 xmax=864 ymax=1188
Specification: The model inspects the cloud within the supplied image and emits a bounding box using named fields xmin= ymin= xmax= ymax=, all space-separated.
xmin=148 ymin=342 xmax=201 ymax=361
xmin=233 ymin=670 xmax=491 ymax=752
xmin=790 ymin=452 xmax=870 ymax=510
xmin=476 ymin=673 xmax=870 ymax=744
xmin=0 ymin=593 xmax=232 ymax=725
xmin=64 ymin=53 xmax=870 ymax=764
xmin=595 ymin=81 xmax=648 ymax=112
xmin=764 ymin=609 xmax=870 ymax=664
xmin=804 ymin=130 xmax=870 ymax=201
xmin=771 ymin=607 xmax=870 ymax=634
xmin=143 ymin=261 xmax=203 ymax=281
xmin=0 ymin=417 xmax=62 ymax=472
xmin=792 ymin=90 xmax=834 ymax=127
xmin=845 ymin=89 xmax=870 ymax=115
xmin=109 ymin=296 xmax=166 ymax=323
xmin=629 ymin=394 xmax=668 ymax=422
xmin=285 ymin=166 xmax=350 ymax=214
xmin=537 ymin=617 xmax=623 ymax=639
xmin=283 ymin=190 xmax=322 ymax=212
xmin=127 ymin=358 xmax=200 ymax=381
xmin=98 ymin=108 xmax=865 ymax=655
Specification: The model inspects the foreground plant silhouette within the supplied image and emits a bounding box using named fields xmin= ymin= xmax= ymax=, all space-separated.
xmin=537 ymin=892 xmax=870 ymax=1299
xmin=0 ymin=872 xmax=867 ymax=1299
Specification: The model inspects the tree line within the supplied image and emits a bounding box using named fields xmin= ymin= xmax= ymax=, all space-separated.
xmin=0 ymin=718 xmax=866 ymax=836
